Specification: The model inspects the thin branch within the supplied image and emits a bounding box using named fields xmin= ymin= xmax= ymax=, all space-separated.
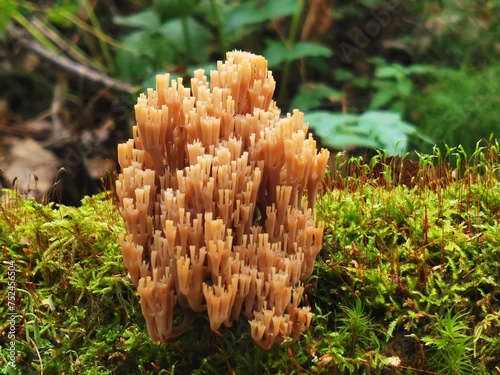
xmin=7 ymin=23 xmax=137 ymax=94
xmin=30 ymin=17 xmax=106 ymax=73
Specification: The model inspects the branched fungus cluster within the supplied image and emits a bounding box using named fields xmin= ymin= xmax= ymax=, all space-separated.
xmin=116 ymin=51 xmax=329 ymax=349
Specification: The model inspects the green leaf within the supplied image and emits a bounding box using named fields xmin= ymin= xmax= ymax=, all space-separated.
xmin=334 ymin=68 xmax=353 ymax=81
xmin=158 ymin=17 xmax=210 ymax=63
xmin=292 ymin=83 xmax=342 ymax=111
xmin=223 ymin=3 xmax=267 ymax=35
xmin=369 ymin=89 xmax=396 ymax=109
xmin=353 ymin=77 xmax=370 ymax=88
xmin=263 ymin=40 xmax=289 ymax=67
xmin=305 ymin=110 xmax=416 ymax=153
xmin=389 ymin=101 xmax=406 ymax=114
xmin=305 ymin=111 xmax=374 ymax=149
xmin=292 ymin=41 xmax=333 ymax=60
xmin=263 ymin=0 xmax=299 ymax=20
xmin=264 ymin=40 xmax=332 ymax=68
xmin=397 ymin=78 xmax=413 ymax=96
xmin=406 ymin=64 xmax=437 ymax=75
xmin=0 ymin=0 xmax=17 ymax=38
xmin=115 ymin=30 xmax=150 ymax=79
xmin=154 ymin=0 xmax=197 ymax=19
xmin=223 ymin=0 xmax=298 ymax=35
xmin=192 ymin=1 xmax=217 ymax=26
xmin=375 ymin=64 xmax=405 ymax=80
xmin=116 ymin=29 xmax=177 ymax=79
xmin=47 ymin=0 xmax=79 ymax=27
xmin=360 ymin=111 xmax=415 ymax=133
xmin=359 ymin=111 xmax=416 ymax=154
xmin=330 ymin=134 xmax=380 ymax=149
xmin=305 ymin=111 xmax=358 ymax=135
xmin=113 ymin=8 xmax=161 ymax=30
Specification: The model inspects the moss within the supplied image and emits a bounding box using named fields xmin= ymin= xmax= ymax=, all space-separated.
xmin=1 ymin=143 xmax=500 ymax=374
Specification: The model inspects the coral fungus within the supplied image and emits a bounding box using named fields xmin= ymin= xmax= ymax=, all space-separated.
xmin=116 ymin=51 xmax=329 ymax=349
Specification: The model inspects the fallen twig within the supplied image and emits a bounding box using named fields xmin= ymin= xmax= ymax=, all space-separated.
xmin=7 ymin=23 xmax=137 ymax=94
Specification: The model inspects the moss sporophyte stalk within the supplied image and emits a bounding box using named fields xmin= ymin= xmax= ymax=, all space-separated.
xmin=115 ymin=51 xmax=330 ymax=349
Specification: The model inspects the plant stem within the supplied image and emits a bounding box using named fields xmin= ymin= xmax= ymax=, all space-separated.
xmin=210 ymin=0 xmax=226 ymax=55
xmin=30 ymin=17 xmax=107 ymax=73
xmin=13 ymin=12 xmax=57 ymax=52
xmin=80 ymin=0 xmax=115 ymax=74
xmin=60 ymin=10 xmax=131 ymax=51
xmin=278 ymin=0 xmax=304 ymax=105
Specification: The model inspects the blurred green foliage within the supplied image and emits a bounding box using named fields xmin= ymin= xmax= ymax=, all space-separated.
xmin=304 ymin=110 xmax=421 ymax=154
xmin=3 ymin=0 xmax=499 ymax=154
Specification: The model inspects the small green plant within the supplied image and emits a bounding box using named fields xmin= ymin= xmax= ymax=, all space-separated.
xmin=113 ymin=0 xmax=332 ymax=87
xmin=408 ymin=64 xmax=500 ymax=154
xmin=3 ymin=0 xmax=117 ymax=75
xmin=114 ymin=1 xmax=213 ymax=81
xmin=367 ymin=59 xmax=436 ymax=114
xmin=422 ymin=309 xmax=474 ymax=375
xmin=291 ymin=83 xmax=342 ymax=112
xmin=338 ymin=298 xmax=380 ymax=356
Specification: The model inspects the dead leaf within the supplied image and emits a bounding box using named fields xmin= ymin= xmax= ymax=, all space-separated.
xmin=3 ymin=138 xmax=58 ymax=197
xmin=318 ymin=354 xmax=332 ymax=367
